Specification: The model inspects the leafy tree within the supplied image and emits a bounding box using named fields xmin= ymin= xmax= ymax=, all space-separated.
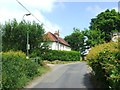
xmin=64 ymin=28 xmax=106 ymax=60
xmin=89 ymin=9 xmax=120 ymax=42
xmin=64 ymin=28 xmax=91 ymax=60
xmin=83 ymin=29 xmax=105 ymax=47
xmin=2 ymin=19 xmax=48 ymax=54
xmin=64 ymin=28 xmax=84 ymax=51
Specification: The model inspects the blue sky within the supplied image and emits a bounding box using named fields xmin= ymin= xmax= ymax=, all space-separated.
xmin=42 ymin=2 xmax=118 ymax=37
xmin=0 ymin=0 xmax=119 ymax=38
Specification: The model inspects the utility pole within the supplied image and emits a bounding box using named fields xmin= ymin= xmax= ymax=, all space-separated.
xmin=22 ymin=13 xmax=31 ymax=59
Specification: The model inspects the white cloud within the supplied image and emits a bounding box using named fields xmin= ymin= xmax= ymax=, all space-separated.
xmin=86 ymin=5 xmax=106 ymax=16
xmin=86 ymin=5 xmax=119 ymax=17
xmin=18 ymin=0 xmax=56 ymax=13
xmin=0 ymin=0 xmax=62 ymax=33
xmin=31 ymin=10 xmax=62 ymax=33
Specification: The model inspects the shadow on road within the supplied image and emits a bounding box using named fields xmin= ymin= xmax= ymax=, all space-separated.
xmin=83 ymin=73 xmax=105 ymax=90
xmin=83 ymin=73 xmax=94 ymax=88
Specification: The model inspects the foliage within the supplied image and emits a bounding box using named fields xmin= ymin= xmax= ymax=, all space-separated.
xmin=64 ymin=28 xmax=84 ymax=51
xmin=86 ymin=42 xmax=118 ymax=60
xmin=64 ymin=28 xmax=105 ymax=57
xmin=30 ymin=42 xmax=49 ymax=59
xmin=41 ymin=50 xmax=80 ymax=61
xmin=89 ymin=9 xmax=120 ymax=42
xmin=2 ymin=19 xmax=47 ymax=54
xmin=65 ymin=9 xmax=119 ymax=53
xmin=2 ymin=51 xmax=43 ymax=90
xmin=83 ymin=29 xmax=105 ymax=47
xmin=86 ymin=42 xmax=120 ymax=89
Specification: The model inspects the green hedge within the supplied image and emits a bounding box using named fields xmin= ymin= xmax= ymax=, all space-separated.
xmin=42 ymin=50 xmax=80 ymax=61
xmin=86 ymin=42 xmax=120 ymax=89
xmin=2 ymin=51 xmax=41 ymax=90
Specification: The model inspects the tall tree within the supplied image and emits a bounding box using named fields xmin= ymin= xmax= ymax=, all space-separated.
xmin=64 ymin=28 xmax=84 ymax=51
xmin=64 ymin=28 xmax=105 ymax=53
xmin=2 ymin=19 xmax=47 ymax=54
xmin=83 ymin=29 xmax=105 ymax=47
xmin=89 ymin=9 xmax=120 ymax=42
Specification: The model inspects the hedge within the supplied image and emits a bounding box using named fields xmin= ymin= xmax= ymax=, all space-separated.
xmin=2 ymin=51 xmax=41 ymax=90
xmin=86 ymin=42 xmax=120 ymax=89
xmin=41 ymin=50 xmax=80 ymax=61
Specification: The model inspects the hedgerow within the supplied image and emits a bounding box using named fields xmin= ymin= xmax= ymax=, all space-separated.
xmin=86 ymin=42 xmax=120 ymax=89
xmin=2 ymin=51 xmax=42 ymax=90
xmin=41 ymin=50 xmax=80 ymax=61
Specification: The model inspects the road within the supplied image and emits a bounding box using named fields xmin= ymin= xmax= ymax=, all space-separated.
xmin=27 ymin=62 xmax=93 ymax=88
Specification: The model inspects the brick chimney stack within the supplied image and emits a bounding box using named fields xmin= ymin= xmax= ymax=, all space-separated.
xmin=54 ymin=30 xmax=59 ymax=37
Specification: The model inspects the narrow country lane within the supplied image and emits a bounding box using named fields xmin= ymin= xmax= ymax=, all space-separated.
xmin=27 ymin=62 xmax=94 ymax=88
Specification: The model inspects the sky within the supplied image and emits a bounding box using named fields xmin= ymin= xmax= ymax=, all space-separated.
xmin=0 ymin=0 xmax=119 ymax=38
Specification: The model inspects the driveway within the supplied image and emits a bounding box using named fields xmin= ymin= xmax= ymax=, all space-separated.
xmin=26 ymin=62 xmax=93 ymax=88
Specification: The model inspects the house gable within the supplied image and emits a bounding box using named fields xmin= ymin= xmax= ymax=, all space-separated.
xmin=45 ymin=32 xmax=71 ymax=51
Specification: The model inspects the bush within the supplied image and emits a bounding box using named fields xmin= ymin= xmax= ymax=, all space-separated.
xmin=41 ymin=50 xmax=80 ymax=61
xmin=87 ymin=42 xmax=118 ymax=61
xmin=86 ymin=42 xmax=120 ymax=89
xmin=2 ymin=51 xmax=41 ymax=90
xmin=30 ymin=57 xmax=44 ymax=66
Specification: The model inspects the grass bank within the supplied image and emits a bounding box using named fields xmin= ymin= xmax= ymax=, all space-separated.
xmin=43 ymin=60 xmax=81 ymax=64
xmin=24 ymin=65 xmax=51 ymax=88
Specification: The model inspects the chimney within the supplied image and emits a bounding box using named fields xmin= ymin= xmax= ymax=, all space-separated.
xmin=54 ymin=30 xmax=59 ymax=37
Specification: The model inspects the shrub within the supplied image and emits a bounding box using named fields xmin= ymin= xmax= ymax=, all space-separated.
xmin=86 ymin=42 xmax=120 ymax=89
xmin=42 ymin=50 xmax=80 ymax=61
xmin=30 ymin=57 xmax=44 ymax=66
xmin=86 ymin=42 xmax=118 ymax=61
xmin=2 ymin=51 xmax=41 ymax=90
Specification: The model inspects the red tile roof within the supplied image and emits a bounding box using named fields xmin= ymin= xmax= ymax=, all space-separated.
xmin=46 ymin=32 xmax=70 ymax=47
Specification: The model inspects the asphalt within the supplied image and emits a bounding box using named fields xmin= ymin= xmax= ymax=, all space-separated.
xmin=26 ymin=62 xmax=94 ymax=88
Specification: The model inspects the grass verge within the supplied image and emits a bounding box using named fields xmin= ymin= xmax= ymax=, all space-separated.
xmin=24 ymin=65 xmax=51 ymax=88
xmin=43 ymin=60 xmax=81 ymax=64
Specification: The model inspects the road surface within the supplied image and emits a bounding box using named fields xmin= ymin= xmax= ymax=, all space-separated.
xmin=27 ymin=62 xmax=93 ymax=88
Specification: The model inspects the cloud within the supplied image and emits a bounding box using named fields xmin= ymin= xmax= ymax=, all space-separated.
xmin=0 ymin=0 xmax=62 ymax=33
xmin=31 ymin=10 xmax=62 ymax=33
xmin=18 ymin=0 xmax=56 ymax=13
xmin=86 ymin=5 xmax=119 ymax=17
xmin=86 ymin=5 xmax=106 ymax=16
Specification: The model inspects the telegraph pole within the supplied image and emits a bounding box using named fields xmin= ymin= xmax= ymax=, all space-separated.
xmin=22 ymin=13 xmax=31 ymax=59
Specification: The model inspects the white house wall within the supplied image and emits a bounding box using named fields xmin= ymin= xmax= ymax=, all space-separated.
xmin=50 ymin=42 xmax=71 ymax=51
xmin=52 ymin=42 xmax=58 ymax=50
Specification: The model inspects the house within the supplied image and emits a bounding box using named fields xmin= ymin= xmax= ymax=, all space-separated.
xmin=112 ymin=32 xmax=120 ymax=42
xmin=44 ymin=31 xmax=71 ymax=51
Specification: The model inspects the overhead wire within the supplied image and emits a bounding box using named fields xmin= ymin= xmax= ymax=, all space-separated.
xmin=16 ymin=0 xmax=59 ymax=33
